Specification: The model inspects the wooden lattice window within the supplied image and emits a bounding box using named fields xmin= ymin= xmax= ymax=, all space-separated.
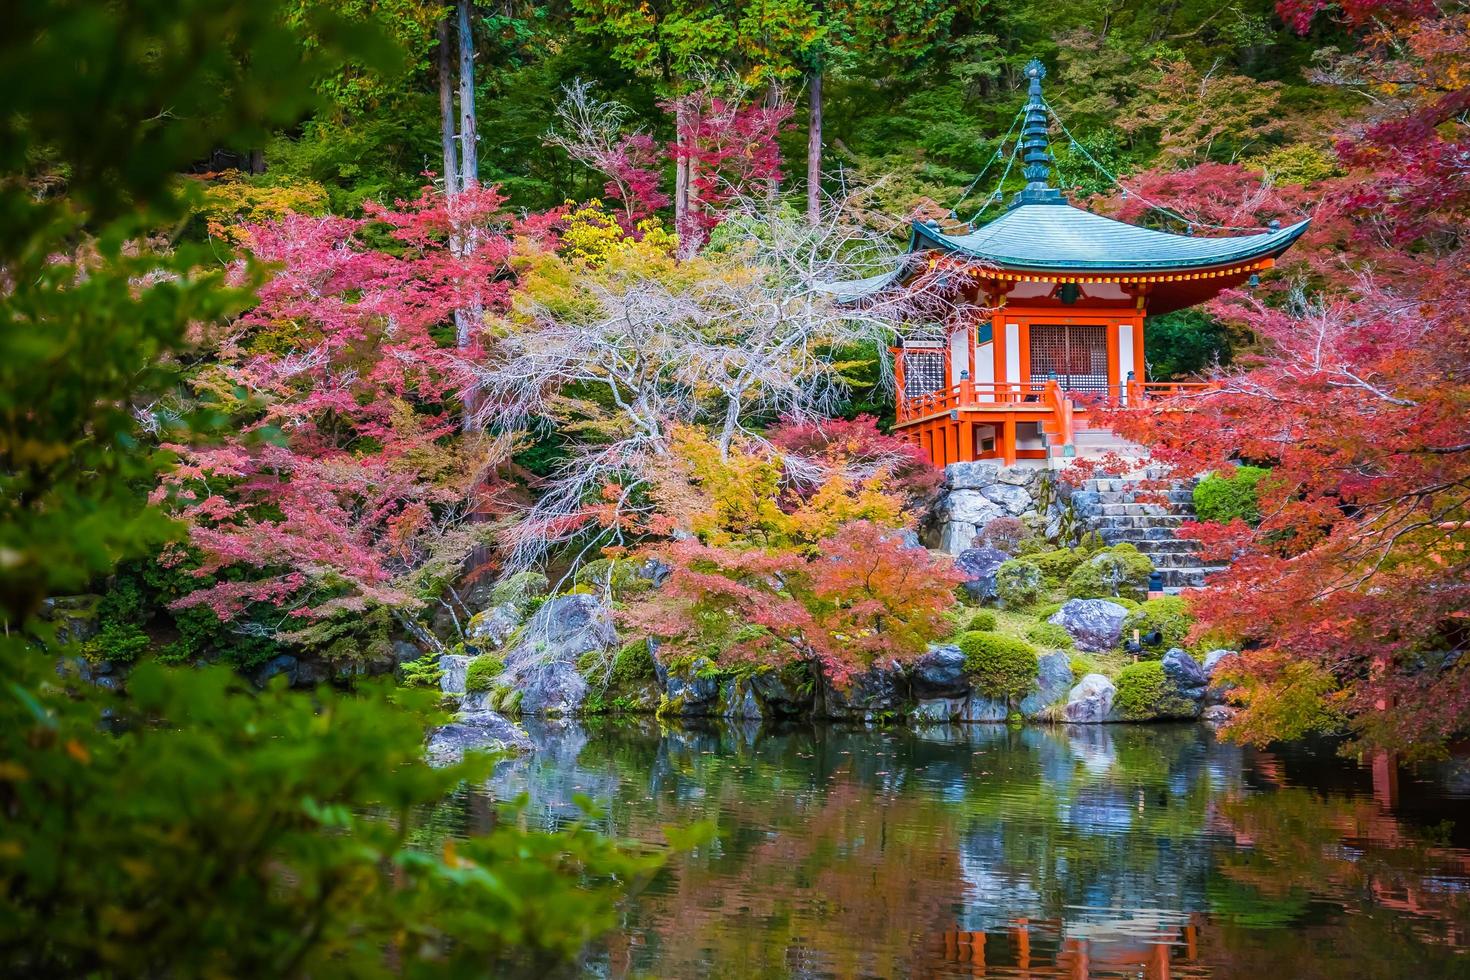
xmin=1029 ymin=324 xmax=1108 ymax=394
xmin=902 ymin=348 xmax=946 ymax=398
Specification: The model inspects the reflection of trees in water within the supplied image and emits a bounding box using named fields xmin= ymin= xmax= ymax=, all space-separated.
xmin=456 ymin=721 xmax=1470 ymax=978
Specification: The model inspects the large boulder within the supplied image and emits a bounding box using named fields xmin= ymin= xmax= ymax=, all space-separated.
xmin=911 ymin=644 xmax=970 ymax=698
xmin=719 ymin=676 xmax=763 ymax=720
xmin=425 ymin=710 xmax=533 ymax=766
xmin=438 ymin=653 xmax=473 ymax=696
xmin=941 ymin=490 xmax=1007 ymax=529
xmin=750 ymin=666 xmax=815 ymax=717
xmin=961 ymin=695 xmax=1010 ymax=722
xmin=954 ymin=547 xmax=1009 ymax=601
xmin=817 ymin=659 xmax=908 ymax=722
xmin=466 ymin=603 xmax=522 ymax=650
xmin=1160 ymin=648 xmax=1208 ymax=702
xmin=1019 ymin=651 xmax=1075 ymax=719
xmin=945 ymin=461 xmax=1004 ymax=489
xmin=661 ymin=657 xmax=722 ymax=716
xmin=914 ymin=696 xmax=967 ymax=723
xmin=502 ymin=594 xmax=617 ymax=716
xmin=1063 ymin=673 xmax=1118 ymax=723
xmin=1050 ymin=599 xmax=1129 ymax=652
xmin=979 ymin=482 xmax=1033 ymax=516
xmin=1202 ymin=649 xmax=1237 ymax=706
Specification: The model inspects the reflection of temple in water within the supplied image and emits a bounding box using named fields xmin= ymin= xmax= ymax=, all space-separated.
xmin=470 ymin=717 xmax=1470 ymax=978
xmin=930 ymin=914 xmax=1206 ymax=978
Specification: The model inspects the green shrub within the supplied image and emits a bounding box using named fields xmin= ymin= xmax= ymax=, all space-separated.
xmin=1028 ymin=548 xmax=1087 ymax=585
xmin=1194 ymin=466 xmax=1269 ymax=525
xmin=957 ymin=631 xmax=1038 ymax=703
xmin=1114 ymin=661 xmax=1196 ymax=720
xmin=1064 ymin=544 xmax=1153 ymax=601
xmin=84 ymin=621 xmax=150 ymax=665
xmin=1122 ymin=596 xmax=1196 ymax=650
xmin=1069 ymin=653 xmax=1099 ymax=677
xmin=1033 ymin=601 xmax=1063 ymax=620
xmin=995 ymin=559 xmax=1044 ymax=608
xmin=465 ymin=654 xmax=507 ymax=692
xmin=1026 ymin=622 xmax=1074 ymax=650
xmin=398 ymin=652 xmax=443 ymax=688
xmin=967 ymin=610 xmax=997 ymax=632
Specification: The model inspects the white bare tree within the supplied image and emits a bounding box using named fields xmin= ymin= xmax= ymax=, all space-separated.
xmin=471 ymin=187 xmax=971 ymax=570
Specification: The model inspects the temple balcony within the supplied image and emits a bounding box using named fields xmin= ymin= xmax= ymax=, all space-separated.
xmin=894 ymin=379 xmax=1214 ymax=468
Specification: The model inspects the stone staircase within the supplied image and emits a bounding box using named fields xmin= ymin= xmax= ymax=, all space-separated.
xmin=1077 ymin=475 xmax=1225 ymax=591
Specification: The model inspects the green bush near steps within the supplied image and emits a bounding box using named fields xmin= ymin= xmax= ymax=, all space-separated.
xmin=1194 ymin=465 xmax=1270 ymax=525
xmin=957 ymin=631 xmax=1038 ymax=703
xmin=1121 ymin=596 xmax=1196 ymax=652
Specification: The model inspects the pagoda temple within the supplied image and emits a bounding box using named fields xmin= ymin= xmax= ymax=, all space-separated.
xmin=827 ymin=60 xmax=1309 ymax=469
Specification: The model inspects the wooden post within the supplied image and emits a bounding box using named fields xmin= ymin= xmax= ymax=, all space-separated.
xmin=892 ymin=347 xmax=906 ymax=421
xmin=1001 ymin=418 xmax=1018 ymax=466
xmin=1133 ymin=317 xmax=1146 ymax=383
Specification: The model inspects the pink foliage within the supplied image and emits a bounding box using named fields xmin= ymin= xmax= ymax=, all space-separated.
xmin=164 ymin=186 xmax=518 ymax=624
xmin=625 ymin=521 xmax=963 ymax=687
xmin=663 ymin=89 xmax=793 ymax=246
xmin=768 ymin=414 xmax=942 ymax=503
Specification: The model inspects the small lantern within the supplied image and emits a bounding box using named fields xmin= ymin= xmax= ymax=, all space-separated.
xmin=1147 ymin=570 xmax=1165 ymax=600
xmin=1247 ymin=273 xmax=1261 ymax=288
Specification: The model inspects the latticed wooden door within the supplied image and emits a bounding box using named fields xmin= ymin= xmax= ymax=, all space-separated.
xmin=902 ymin=348 xmax=947 ymax=398
xmin=1029 ymin=324 xmax=1108 ymax=394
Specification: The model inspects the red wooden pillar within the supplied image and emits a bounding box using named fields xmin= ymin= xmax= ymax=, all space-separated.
xmin=1001 ymin=417 xmax=1018 ymax=466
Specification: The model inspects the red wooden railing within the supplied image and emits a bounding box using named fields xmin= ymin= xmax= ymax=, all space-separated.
xmin=897 ymin=380 xmax=1216 ymax=421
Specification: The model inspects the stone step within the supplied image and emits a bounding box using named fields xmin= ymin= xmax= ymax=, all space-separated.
xmin=1127 ymin=538 xmax=1198 ymax=554
xmin=1159 ymin=567 xmax=1228 ymax=588
xmin=1099 ymin=526 xmax=1186 ymax=543
xmin=1147 ymin=551 xmax=1211 ymax=569
xmin=1094 ymin=489 xmax=1194 ymax=505
xmin=1094 ymin=502 xmax=1194 ymax=517
xmin=1095 ymin=515 xmax=1188 ymax=530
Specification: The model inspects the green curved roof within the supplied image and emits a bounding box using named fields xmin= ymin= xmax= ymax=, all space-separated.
xmin=913 ymin=203 xmax=1310 ymax=272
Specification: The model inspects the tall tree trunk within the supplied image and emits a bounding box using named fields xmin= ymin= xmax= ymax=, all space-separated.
xmin=674 ymin=98 xmax=690 ymax=236
xmin=248 ymin=148 xmax=265 ymax=175
xmin=806 ymin=66 xmax=823 ymax=226
xmin=455 ymin=0 xmax=479 ymax=188
xmin=765 ymin=78 xmax=782 ymax=201
xmin=436 ymin=16 xmax=460 ymax=195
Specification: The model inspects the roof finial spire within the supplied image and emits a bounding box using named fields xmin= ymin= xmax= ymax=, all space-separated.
xmin=1014 ymin=59 xmax=1063 ymax=206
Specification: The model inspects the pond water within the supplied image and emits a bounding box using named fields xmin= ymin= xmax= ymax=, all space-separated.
xmin=457 ymin=720 xmax=1470 ymax=978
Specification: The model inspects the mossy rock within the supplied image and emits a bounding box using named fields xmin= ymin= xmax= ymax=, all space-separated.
xmin=465 ymin=653 xmax=507 ymax=693
xmin=1064 ymin=545 xmax=1154 ymax=602
xmin=1121 ymin=596 xmax=1196 ymax=652
xmin=995 ymin=559 xmax=1044 ymax=608
xmin=489 ymin=571 xmax=549 ymax=613
xmin=1114 ymin=660 xmax=1197 ymax=721
xmin=956 ymin=631 xmax=1038 ymax=703
xmin=571 ymin=558 xmax=654 ymax=600
xmin=1027 ymin=548 xmax=1088 ymax=585
xmin=1025 ymin=622 xmax=1074 ymax=650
